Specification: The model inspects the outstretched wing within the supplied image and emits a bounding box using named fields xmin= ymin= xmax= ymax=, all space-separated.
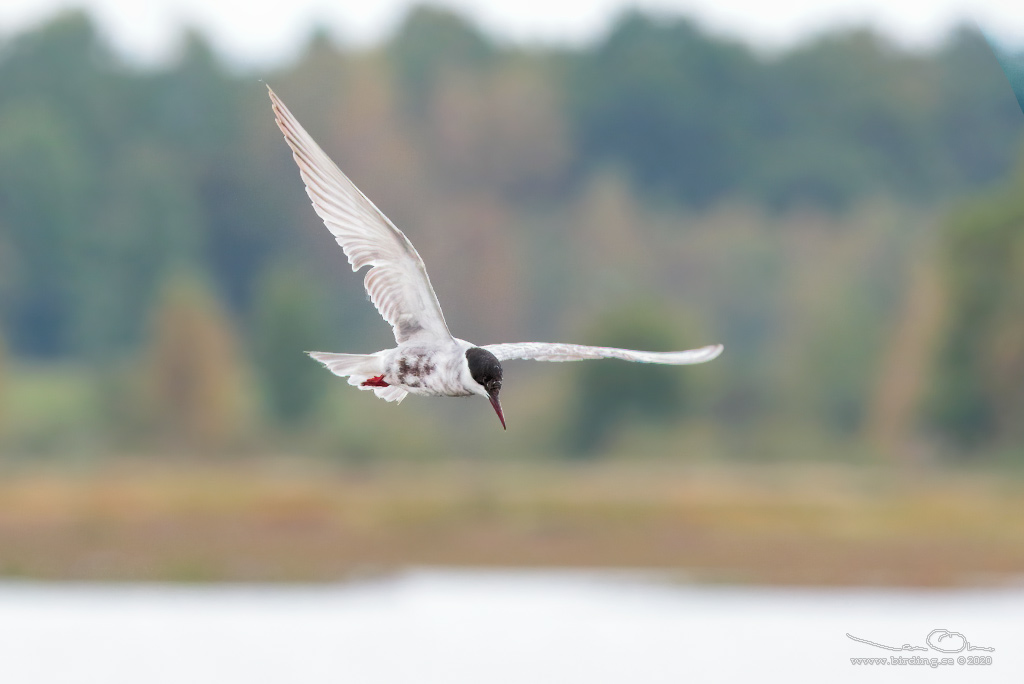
xmin=483 ymin=342 xmax=723 ymax=364
xmin=269 ymin=87 xmax=452 ymax=344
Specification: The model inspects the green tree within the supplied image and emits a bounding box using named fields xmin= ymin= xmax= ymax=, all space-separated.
xmin=78 ymin=142 xmax=203 ymax=356
xmin=565 ymin=305 xmax=688 ymax=455
xmin=388 ymin=5 xmax=494 ymax=117
xmin=0 ymin=329 xmax=6 ymax=437
xmin=149 ymin=33 xmax=287 ymax=314
xmin=252 ymin=266 xmax=327 ymax=427
xmin=927 ymin=154 xmax=1024 ymax=450
xmin=0 ymin=102 xmax=90 ymax=357
xmin=0 ymin=12 xmax=120 ymax=154
xmin=569 ymin=12 xmax=759 ymax=208
xmin=934 ymin=28 xmax=1024 ymax=190
xmin=760 ymin=30 xmax=939 ymax=209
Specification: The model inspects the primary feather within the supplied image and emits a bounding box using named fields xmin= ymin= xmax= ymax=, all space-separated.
xmin=269 ymin=87 xmax=452 ymax=345
xmin=483 ymin=342 xmax=724 ymax=364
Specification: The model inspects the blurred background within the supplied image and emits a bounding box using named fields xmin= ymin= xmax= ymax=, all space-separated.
xmin=0 ymin=0 xmax=1022 ymax=594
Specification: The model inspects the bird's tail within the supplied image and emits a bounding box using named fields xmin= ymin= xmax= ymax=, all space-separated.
xmin=307 ymin=351 xmax=407 ymax=403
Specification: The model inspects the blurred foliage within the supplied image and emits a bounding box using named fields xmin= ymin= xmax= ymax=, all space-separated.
xmin=565 ymin=305 xmax=688 ymax=454
xmin=0 ymin=9 xmax=1020 ymax=461
xmin=2 ymin=363 xmax=101 ymax=455
xmin=928 ymin=152 xmax=1024 ymax=449
xmin=0 ymin=330 xmax=5 ymax=437
xmin=251 ymin=265 xmax=327 ymax=427
xmin=142 ymin=274 xmax=246 ymax=451
xmin=0 ymin=100 xmax=88 ymax=356
xmin=389 ymin=5 xmax=495 ymax=117
xmin=569 ymin=13 xmax=760 ymax=209
xmin=568 ymin=18 xmax=1021 ymax=210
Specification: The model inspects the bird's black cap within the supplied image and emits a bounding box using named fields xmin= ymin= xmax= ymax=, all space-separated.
xmin=467 ymin=347 xmax=505 ymax=429
xmin=466 ymin=347 xmax=502 ymax=395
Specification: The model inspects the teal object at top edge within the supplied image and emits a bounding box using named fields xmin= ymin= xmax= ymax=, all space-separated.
xmin=985 ymin=33 xmax=1024 ymax=116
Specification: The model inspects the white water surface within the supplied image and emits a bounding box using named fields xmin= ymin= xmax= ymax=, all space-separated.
xmin=0 ymin=569 xmax=1019 ymax=683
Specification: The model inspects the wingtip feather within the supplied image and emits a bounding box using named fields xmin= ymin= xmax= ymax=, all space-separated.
xmin=268 ymin=87 xmax=455 ymax=346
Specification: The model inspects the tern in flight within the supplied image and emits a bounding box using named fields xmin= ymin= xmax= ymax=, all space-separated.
xmin=269 ymin=87 xmax=723 ymax=429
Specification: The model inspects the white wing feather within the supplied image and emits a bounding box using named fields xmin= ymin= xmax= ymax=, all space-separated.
xmin=483 ymin=342 xmax=724 ymax=364
xmin=269 ymin=87 xmax=452 ymax=345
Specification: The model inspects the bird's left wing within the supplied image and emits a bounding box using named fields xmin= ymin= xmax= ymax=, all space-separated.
xmin=269 ymin=87 xmax=452 ymax=344
xmin=483 ymin=342 xmax=724 ymax=364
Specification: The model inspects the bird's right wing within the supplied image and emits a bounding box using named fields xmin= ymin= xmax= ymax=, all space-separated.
xmin=483 ymin=342 xmax=724 ymax=364
xmin=269 ymin=87 xmax=452 ymax=345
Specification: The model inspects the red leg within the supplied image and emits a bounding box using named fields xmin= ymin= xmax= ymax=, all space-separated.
xmin=361 ymin=375 xmax=389 ymax=387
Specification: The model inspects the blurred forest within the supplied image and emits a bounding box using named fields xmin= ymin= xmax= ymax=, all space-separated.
xmin=0 ymin=6 xmax=1022 ymax=464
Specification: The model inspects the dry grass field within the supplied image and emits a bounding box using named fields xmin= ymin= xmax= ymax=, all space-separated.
xmin=0 ymin=458 xmax=1022 ymax=586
